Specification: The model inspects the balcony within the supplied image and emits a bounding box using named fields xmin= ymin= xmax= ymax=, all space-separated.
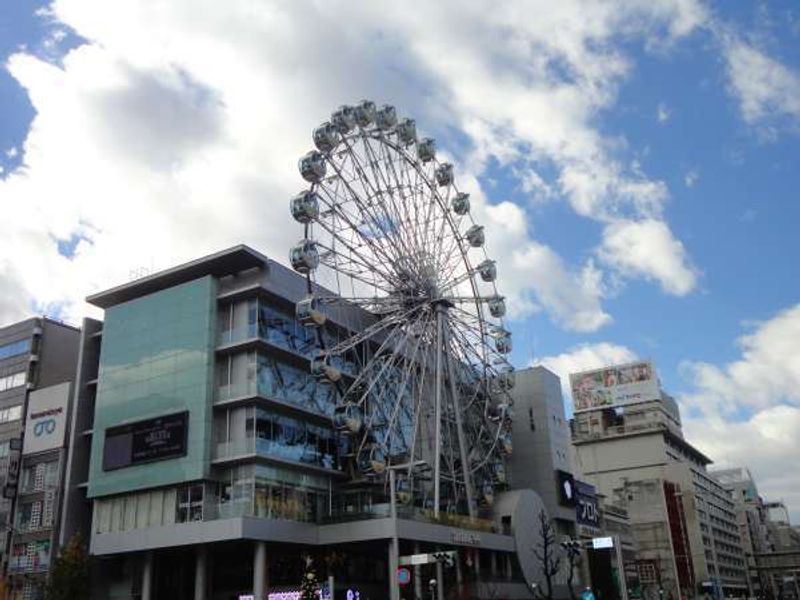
xmin=214 ymin=380 xmax=334 ymax=422
xmin=213 ymin=437 xmax=341 ymax=475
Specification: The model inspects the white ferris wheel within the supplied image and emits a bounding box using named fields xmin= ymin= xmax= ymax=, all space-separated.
xmin=289 ymin=100 xmax=515 ymax=519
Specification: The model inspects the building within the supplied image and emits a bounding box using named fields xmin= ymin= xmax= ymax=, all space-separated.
xmin=59 ymin=245 xmax=548 ymax=600
xmin=508 ymin=366 xmax=638 ymax=600
xmin=762 ymin=501 xmax=800 ymax=599
xmin=507 ymin=366 xmax=575 ymax=536
xmin=711 ymin=467 xmax=773 ymax=596
xmin=571 ymin=361 xmax=749 ymax=600
xmin=0 ymin=317 xmax=81 ymax=599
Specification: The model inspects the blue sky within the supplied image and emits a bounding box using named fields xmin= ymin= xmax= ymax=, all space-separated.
xmin=1 ymin=1 xmax=799 ymax=516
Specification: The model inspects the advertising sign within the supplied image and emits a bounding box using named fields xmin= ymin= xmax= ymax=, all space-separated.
xmin=556 ymin=470 xmax=576 ymax=507
xmin=570 ymin=360 xmax=659 ymax=413
xmin=592 ymin=537 xmax=614 ymax=549
xmin=575 ymin=480 xmax=600 ymax=530
xmin=23 ymin=382 xmax=70 ymax=455
xmin=103 ymin=411 xmax=188 ymax=471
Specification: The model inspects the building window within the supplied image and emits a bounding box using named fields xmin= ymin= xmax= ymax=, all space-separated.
xmin=0 ymin=372 xmax=26 ymax=393
xmin=0 ymin=405 xmax=22 ymax=423
xmin=176 ymin=484 xmax=204 ymax=523
xmin=0 ymin=339 xmax=30 ymax=361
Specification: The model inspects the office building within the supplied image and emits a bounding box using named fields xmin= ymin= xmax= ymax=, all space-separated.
xmin=59 ymin=245 xmax=548 ymax=600
xmin=0 ymin=317 xmax=81 ymax=599
xmin=711 ymin=467 xmax=773 ymax=596
xmin=571 ymin=361 xmax=748 ymax=599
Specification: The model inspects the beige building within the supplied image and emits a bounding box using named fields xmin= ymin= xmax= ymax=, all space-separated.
xmin=571 ymin=364 xmax=748 ymax=600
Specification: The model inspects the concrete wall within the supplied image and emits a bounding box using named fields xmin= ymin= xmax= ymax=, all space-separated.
xmin=508 ymin=366 xmax=574 ymax=524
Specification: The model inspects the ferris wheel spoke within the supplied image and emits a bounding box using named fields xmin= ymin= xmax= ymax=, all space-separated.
xmin=336 ymin=135 xmax=419 ymax=263
xmin=314 ymin=185 xmax=405 ymax=283
xmin=321 ymin=303 xmax=422 ymax=357
xmin=311 ymin=215 xmax=399 ymax=285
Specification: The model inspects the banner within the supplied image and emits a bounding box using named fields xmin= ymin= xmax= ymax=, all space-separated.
xmin=570 ymin=360 xmax=659 ymax=413
xmin=23 ymin=382 xmax=70 ymax=455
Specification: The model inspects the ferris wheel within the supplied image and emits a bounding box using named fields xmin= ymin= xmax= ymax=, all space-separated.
xmin=288 ymin=100 xmax=515 ymax=518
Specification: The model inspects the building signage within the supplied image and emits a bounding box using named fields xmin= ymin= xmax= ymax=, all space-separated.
xmin=23 ymin=382 xmax=70 ymax=455
xmin=556 ymin=470 xmax=576 ymax=507
xmin=592 ymin=536 xmax=614 ymax=549
xmin=102 ymin=411 xmax=188 ymax=471
xmin=575 ymin=480 xmax=600 ymax=529
xmin=451 ymin=530 xmax=481 ymax=545
xmin=570 ymin=360 xmax=659 ymax=413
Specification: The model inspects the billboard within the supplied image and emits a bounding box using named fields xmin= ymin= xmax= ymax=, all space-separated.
xmin=23 ymin=382 xmax=70 ymax=455
xmin=102 ymin=411 xmax=188 ymax=471
xmin=569 ymin=360 xmax=659 ymax=413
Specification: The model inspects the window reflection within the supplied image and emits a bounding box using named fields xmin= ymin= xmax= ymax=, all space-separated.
xmin=247 ymin=409 xmax=340 ymax=471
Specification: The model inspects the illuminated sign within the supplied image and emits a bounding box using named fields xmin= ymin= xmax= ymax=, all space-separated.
xmin=592 ymin=537 xmax=614 ymax=549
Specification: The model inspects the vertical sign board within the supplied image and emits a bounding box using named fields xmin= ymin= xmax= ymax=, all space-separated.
xmin=575 ymin=480 xmax=600 ymax=530
xmin=23 ymin=382 xmax=70 ymax=455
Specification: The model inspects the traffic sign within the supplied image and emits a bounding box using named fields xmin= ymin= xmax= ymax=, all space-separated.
xmin=398 ymin=568 xmax=411 ymax=586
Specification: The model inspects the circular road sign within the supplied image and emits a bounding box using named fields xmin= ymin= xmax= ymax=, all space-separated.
xmin=397 ymin=568 xmax=411 ymax=586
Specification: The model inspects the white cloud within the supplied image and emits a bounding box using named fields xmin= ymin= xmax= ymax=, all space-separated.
xmin=598 ymin=219 xmax=698 ymax=296
xmin=681 ymin=304 xmax=800 ymax=416
xmin=0 ymin=0 xmax=708 ymax=330
xmin=535 ymin=342 xmax=638 ymax=402
xmin=684 ymin=169 xmax=699 ymax=187
xmin=679 ymin=304 xmax=800 ymax=521
xmin=657 ymin=102 xmax=672 ymax=123
xmin=723 ymin=36 xmax=800 ymax=137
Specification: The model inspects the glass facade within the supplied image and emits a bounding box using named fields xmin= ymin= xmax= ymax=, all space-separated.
xmin=0 ymin=339 xmax=30 ymax=361
xmin=216 ymin=351 xmax=337 ymax=416
xmin=218 ymin=299 xmax=358 ymax=375
xmin=217 ymin=464 xmax=329 ymax=523
xmin=88 ymin=277 xmax=217 ymax=498
xmin=215 ymin=407 xmax=341 ymax=471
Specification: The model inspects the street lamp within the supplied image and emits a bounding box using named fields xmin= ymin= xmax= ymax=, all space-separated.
xmin=429 ymin=578 xmax=438 ymax=600
xmin=529 ymin=582 xmax=539 ymax=598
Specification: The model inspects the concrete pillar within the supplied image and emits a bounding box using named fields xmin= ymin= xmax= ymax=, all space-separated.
xmin=505 ymin=553 xmax=512 ymax=581
xmin=491 ymin=551 xmax=498 ymax=578
xmin=142 ymin=551 xmax=154 ymax=600
xmin=194 ymin=545 xmax=207 ymax=600
xmin=254 ymin=542 xmax=268 ymax=600
xmin=414 ymin=543 xmax=422 ymax=600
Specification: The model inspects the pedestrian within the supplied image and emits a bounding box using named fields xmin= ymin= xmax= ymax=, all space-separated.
xmin=582 ymin=587 xmax=597 ymax=600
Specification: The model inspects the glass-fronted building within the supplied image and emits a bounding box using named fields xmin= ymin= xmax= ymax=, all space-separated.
xmin=61 ymin=245 xmax=535 ymax=600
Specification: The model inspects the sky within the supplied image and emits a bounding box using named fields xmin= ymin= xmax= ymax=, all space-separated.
xmin=1 ymin=1 xmax=799 ymax=519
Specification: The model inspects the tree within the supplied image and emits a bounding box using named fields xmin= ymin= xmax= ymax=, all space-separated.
xmin=300 ymin=555 xmax=319 ymax=600
xmin=532 ymin=509 xmax=561 ymax=600
xmin=44 ymin=533 xmax=90 ymax=600
xmin=559 ymin=539 xmax=581 ymax=600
